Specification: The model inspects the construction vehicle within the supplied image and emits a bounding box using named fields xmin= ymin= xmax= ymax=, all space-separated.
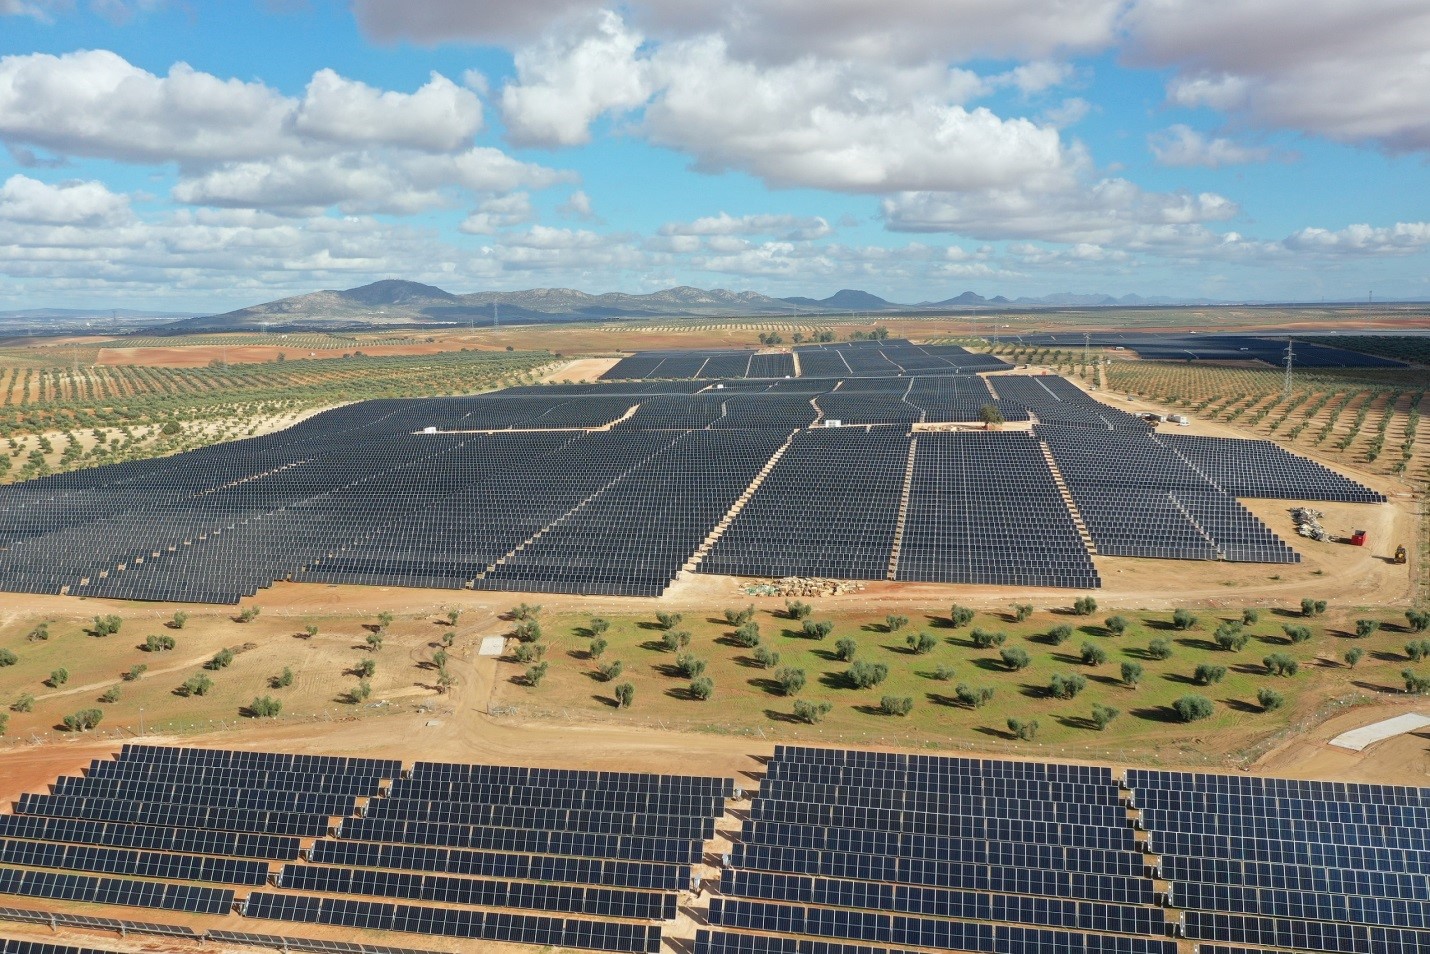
xmin=1395 ymin=545 xmax=1408 ymax=565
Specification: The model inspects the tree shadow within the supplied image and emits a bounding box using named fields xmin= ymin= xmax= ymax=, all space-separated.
xmin=1176 ymin=637 xmax=1219 ymax=652
xmin=654 ymin=663 xmax=687 ymax=678
xmin=665 ymin=686 xmax=702 ymax=701
xmin=927 ymin=692 xmax=959 ymax=707
xmin=818 ymin=670 xmax=856 ymax=691
xmin=1057 ymin=715 xmax=1098 ymax=730
xmin=1270 ymin=608 xmax=1301 ymax=618
xmin=853 ymin=704 xmax=888 ymax=716
xmin=714 ymin=635 xmax=748 ymax=648
xmin=810 ymin=648 xmax=840 ymax=662
xmin=971 ymin=658 xmax=1007 ymax=672
xmin=1371 ymin=650 xmax=1407 ymax=662
xmin=1087 ymin=673 xmax=1122 ymax=686
xmin=636 ymin=621 xmax=666 ymax=631
xmin=1131 ymin=705 xmax=1182 ymax=723
xmin=1122 ymin=647 xmax=1163 ymax=660
xmin=734 ymin=655 xmax=764 ymax=669
xmin=1161 ymin=673 xmax=1201 ymax=685
xmin=1143 ymin=618 xmax=1179 ymax=631
xmin=1030 ymin=632 xmax=1064 ymax=646
xmin=1223 ymin=698 xmax=1261 ymax=714
xmin=884 ymin=643 xmax=919 ymax=655
xmin=1078 ymin=625 xmax=1104 ymax=638
xmin=973 ymin=724 xmax=1017 ymax=739
xmin=592 ymin=693 xmax=619 ymax=708
xmin=639 ymin=640 xmax=669 ymax=652
xmin=1049 ymin=652 xmax=1081 ymax=666
xmin=1017 ymin=682 xmax=1048 ymax=699
xmin=747 ymin=677 xmax=784 ymax=696
xmin=763 ymin=708 xmax=802 ymax=724
xmin=1351 ymin=679 xmax=1401 ymax=694
xmin=1229 ymin=663 xmax=1264 ymax=676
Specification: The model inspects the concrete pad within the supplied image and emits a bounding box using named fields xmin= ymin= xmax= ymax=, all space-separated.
xmin=1328 ymin=712 xmax=1430 ymax=751
xmin=478 ymin=635 xmax=506 ymax=657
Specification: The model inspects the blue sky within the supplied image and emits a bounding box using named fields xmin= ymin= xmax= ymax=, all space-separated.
xmin=0 ymin=0 xmax=1427 ymax=311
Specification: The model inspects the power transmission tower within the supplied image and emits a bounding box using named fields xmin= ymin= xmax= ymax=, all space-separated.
xmin=1282 ymin=338 xmax=1295 ymax=397
xmin=1082 ymin=332 xmax=1090 ymax=367
xmin=493 ymin=301 xmax=499 ymax=329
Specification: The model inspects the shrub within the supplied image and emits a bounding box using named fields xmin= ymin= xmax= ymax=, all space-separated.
xmin=1080 ymin=643 xmax=1108 ymax=666
xmin=62 ymin=709 xmax=103 ymax=733
xmin=1301 ymin=598 xmax=1327 ymax=617
xmin=954 ymin=684 xmax=995 ymax=708
xmin=662 ymin=630 xmax=691 ymax=651
xmin=1257 ymin=688 xmax=1284 ymax=712
xmin=932 ymin=664 xmax=955 ymax=681
xmin=1264 ymin=653 xmax=1299 ymax=676
xmin=880 ymin=695 xmax=913 ymax=716
xmin=1407 ymin=610 xmax=1430 ymax=633
xmin=271 ymin=667 xmax=294 ymax=689
xmin=1090 ymin=704 xmax=1120 ymax=730
xmin=1104 ymin=615 xmax=1129 ymax=636
xmin=511 ymin=603 xmax=542 ymax=621
xmin=970 ymin=628 xmax=1006 ymax=649
xmin=523 ymin=662 xmax=549 ymax=687
xmin=793 ymin=700 xmax=832 ymax=724
xmin=0 ymin=649 xmax=15 ymax=667
xmin=597 ymin=660 xmax=624 ymax=682
xmin=1194 ymin=664 xmax=1227 ymax=685
xmin=689 ymin=677 xmax=714 ymax=700
xmin=1172 ymin=694 xmax=1215 ymax=722
xmin=48 ymin=668 xmax=69 ymax=688
xmin=181 ymin=674 xmax=213 ymax=697
xmin=304 ymin=624 xmax=319 ymax=638
xmin=446 ymin=609 xmax=461 ymax=626
xmin=675 ymin=654 xmax=706 ymax=679
xmin=656 ymin=611 xmax=683 ymax=630
xmin=1146 ymin=638 xmax=1173 ymax=660
xmin=170 ymin=611 xmax=188 ymax=630
xmin=1407 ymin=640 xmax=1430 ymax=662
xmin=1403 ymin=670 xmax=1430 ymax=694
xmin=1354 ymin=619 xmax=1381 ymax=639
xmin=1121 ymin=661 xmax=1143 ymax=687
xmin=724 ymin=606 xmax=755 ymax=627
xmin=123 ymin=664 xmax=147 ymax=681
xmin=11 ymin=694 xmax=35 ymax=713
xmin=587 ymin=617 xmax=610 ymax=636
xmin=1006 ymin=717 xmax=1039 ymax=740
xmin=776 ymin=667 xmax=806 ymax=696
xmin=1344 ymin=647 xmax=1365 ymax=668
xmin=907 ymin=631 xmax=938 ymax=655
xmin=948 ymin=605 xmax=975 ymax=628
xmin=753 ymin=646 xmax=781 ymax=669
xmin=238 ymin=607 xmax=260 ymax=623
xmin=802 ymin=620 xmax=834 ymax=640
xmin=91 ymin=614 xmax=123 ymax=637
xmin=1012 ymin=603 xmax=1034 ymax=622
xmin=0 ymin=713 xmax=6 ymax=735
xmin=1072 ymin=596 xmax=1098 ymax=616
xmin=847 ymin=661 xmax=889 ymax=689
xmin=834 ymin=638 xmax=858 ymax=662
xmin=26 ymin=623 xmax=49 ymax=642
xmin=1172 ymin=608 xmax=1198 ymax=630
xmin=352 ymin=680 xmax=372 ymax=702
xmin=733 ymin=622 xmax=762 ymax=648
xmin=440 ymin=630 xmax=455 ymax=648
xmin=589 ymin=637 xmax=608 ymax=659
xmin=512 ymin=620 xmax=541 ymax=643
xmin=206 ymin=649 xmax=234 ymax=670
xmin=784 ymin=601 xmax=811 ymax=620
xmin=614 ymin=683 xmax=635 ymax=708
xmin=1242 ymin=609 xmax=1261 ymax=625
xmin=1282 ymin=624 xmax=1313 ymax=644
xmin=1049 ymin=673 xmax=1088 ymax=699
xmin=249 ymin=696 xmax=283 ymax=717
xmin=1000 ymin=647 xmax=1032 ymax=671
xmin=99 ymin=686 xmax=120 ymax=704
xmin=1047 ymin=624 xmax=1073 ymax=645
xmin=1214 ymin=626 xmax=1249 ymax=652
xmin=365 ymin=632 xmax=385 ymax=652
xmin=145 ymin=633 xmax=176 ymax=652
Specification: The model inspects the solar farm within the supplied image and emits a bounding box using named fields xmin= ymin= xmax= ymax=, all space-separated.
xmin=0 ymin=340 xmax=1386 ymax=604
xmin=1 ymin=742 xmax=1428 ymax=954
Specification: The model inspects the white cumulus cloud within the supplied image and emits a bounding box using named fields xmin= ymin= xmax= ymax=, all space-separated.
xmin=0 ymin=174 xmax=131 ymax=225
xmin=1149 ymin=125 xmax=1271 ymax=167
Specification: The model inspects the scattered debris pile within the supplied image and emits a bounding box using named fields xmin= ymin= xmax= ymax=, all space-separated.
xmin=1290 ymin=506 xmax=1331 ymax=542
xmin=745 ymin=577 xmax=867 ymax=597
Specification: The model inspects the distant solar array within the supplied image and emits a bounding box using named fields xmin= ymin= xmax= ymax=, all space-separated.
xmin=0 ymin=362 xmax=1383 ymax=602
xmin=0 ymin=745 xmax=732 ymax=954
xmin=601 ymin=341 xmax=1009 ymax=380
xmin=1013 ymin=332 xmax=1407 ymax=368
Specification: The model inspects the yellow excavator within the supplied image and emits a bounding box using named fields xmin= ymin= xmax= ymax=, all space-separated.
xmin=1394 ymin=545 xmax=1408 ymax=565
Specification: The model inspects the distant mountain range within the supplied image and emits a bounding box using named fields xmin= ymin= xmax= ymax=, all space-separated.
xmin=145 ymin=280 xmax=1232 ymax=333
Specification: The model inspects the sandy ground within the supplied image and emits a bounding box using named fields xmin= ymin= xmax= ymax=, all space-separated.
xmin=540 ymin=357 xmax=620 ymax=383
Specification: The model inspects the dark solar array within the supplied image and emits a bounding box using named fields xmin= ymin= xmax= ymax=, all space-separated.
xmin=703 ymin=745 xmax=1173 ymax=954
xmin=1013 ymin=332 xmax=1406 ymax=368
xmin=1128 ymin=768 xmax=1430 ymax=954
xmin=895 ymin=431 xmax=1100 ymax=588
xmin=0 ymin=746 xmax=733 ymax=954
xmin=701 ymin=429 xmax=908 ymax=580
xmin=602 ymin=341 xmax=1008 ymax=381
xmin=0 ymin=363 xmax=1386 ymax=602
xmin=1037 ymin=425 xmax=1302 ymax=563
